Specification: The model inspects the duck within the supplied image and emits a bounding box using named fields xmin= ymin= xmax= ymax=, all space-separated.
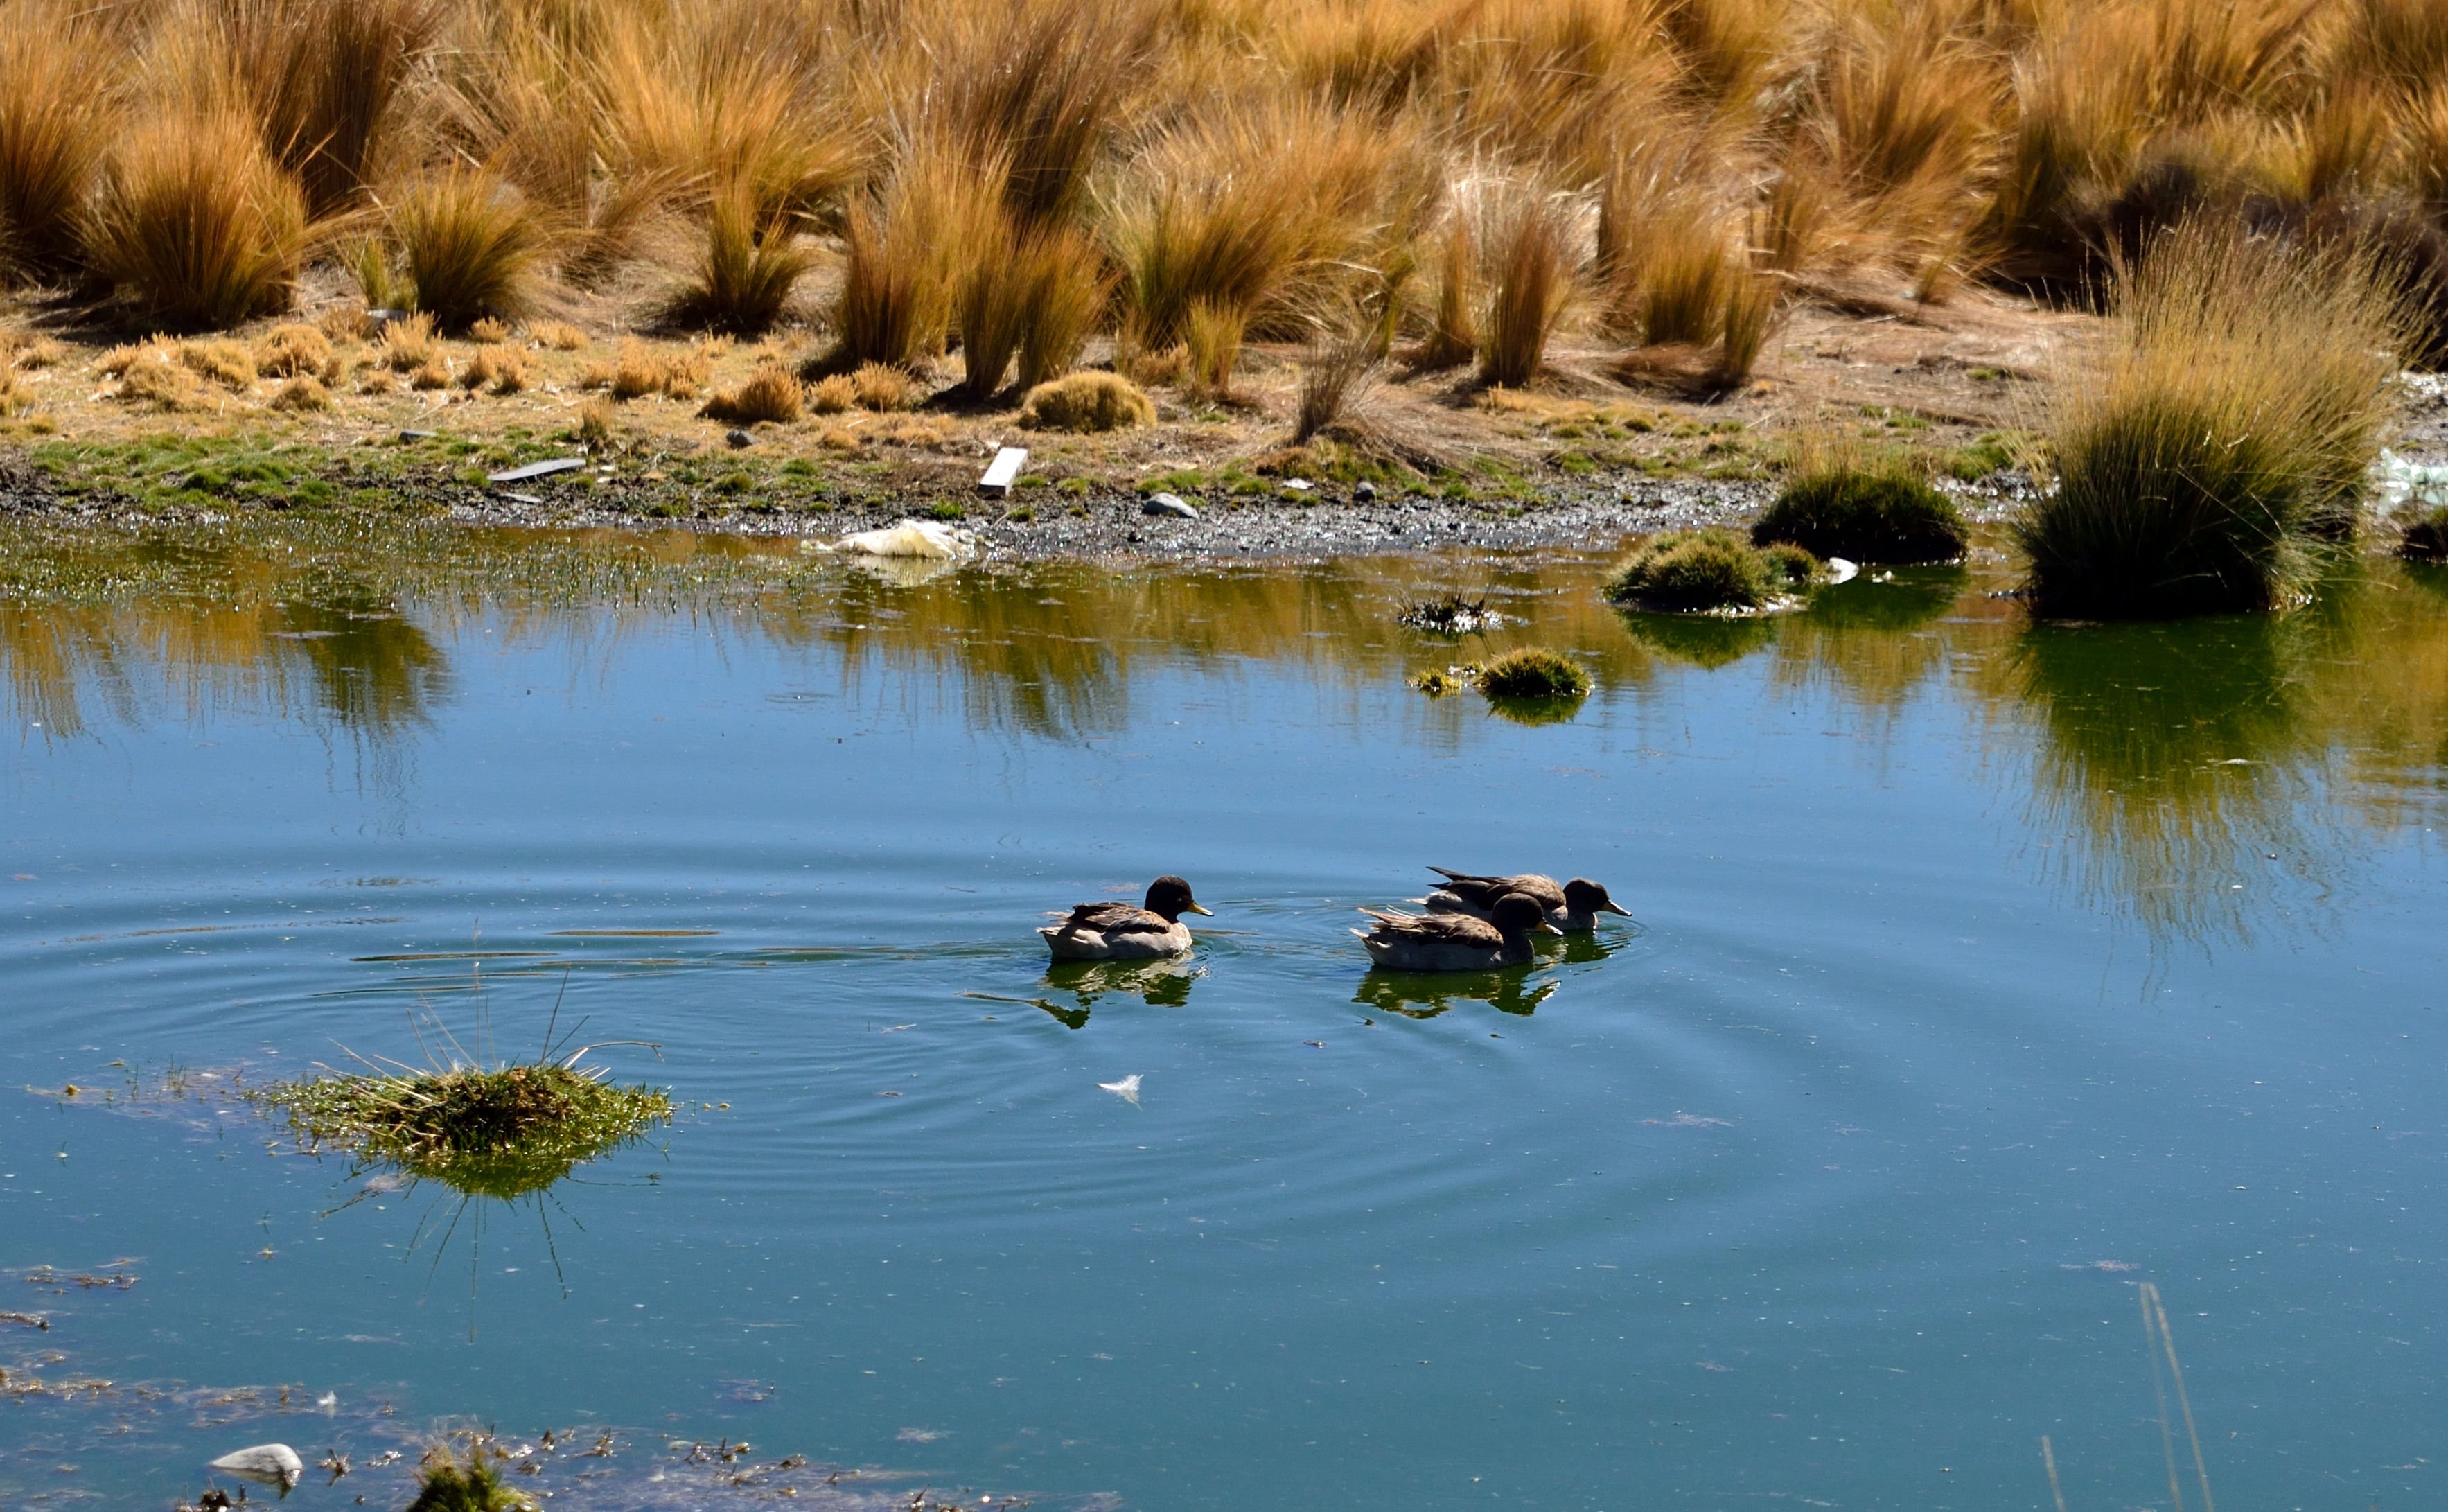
xmin=1353 ymin=891 xmax=1559 ymax=972
xmin=1040 ymin=876 xmax=1212 ymax=960
xmin=1420 ymin=867 xmax=1632 ymax=932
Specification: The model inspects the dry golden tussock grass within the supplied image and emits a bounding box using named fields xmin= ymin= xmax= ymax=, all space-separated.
xmin=0 ymin=0 xmax=2438 ymax=437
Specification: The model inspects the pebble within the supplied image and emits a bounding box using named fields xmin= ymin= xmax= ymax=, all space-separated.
xmin=1142 ymin=493 xmax=1199 ymax=519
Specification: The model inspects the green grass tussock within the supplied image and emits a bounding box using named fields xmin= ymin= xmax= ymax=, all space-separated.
xmin=249 ymin=1055 xmax=671 ymax=1202
xmin=1755 ymin=438 xmax=1967 ymax=562
xmin=2017 ymin=222 xmax=2412 ymax=618
xmin=1021 ymin=371 xmax=1154 ymax=432
xmin=1474 ymin=646 xmax=1590 ymax=701
xmin=405 ymin=1444 xmax=526 ymax=1512
xmin=1605 ymin=527 xmax=1818 ymax=612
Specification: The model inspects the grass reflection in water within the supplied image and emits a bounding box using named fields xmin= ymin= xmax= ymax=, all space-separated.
xmin=10 ymin=516 xmax=2448 ymax=957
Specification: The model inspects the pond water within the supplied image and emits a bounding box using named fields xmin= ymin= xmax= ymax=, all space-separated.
xmin=4 ymin=521 xmax=2447 ymax=1511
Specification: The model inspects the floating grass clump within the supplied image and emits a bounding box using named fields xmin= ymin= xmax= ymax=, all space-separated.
xmin=1755 ymin=438 xmax=1967 ymax=563
xmin=250 ymin=1051 xmax=671 ymax=1200
xmin=2018 ymin=223 xmax=2411 ymax=618
xmin=1474 ymin=647 xmax=1590 ymax=701
xmin=1604 ymin=528 xmax=1818 ymax=612
xmin=1398 ymin=595 xmax=1502 ymax=634
xmin=405 ymin=1443 xmax=526 ymax=1512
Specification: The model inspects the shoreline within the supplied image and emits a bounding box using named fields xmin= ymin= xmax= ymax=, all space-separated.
xmin=0 ymin=452 xmax=2045 ymax=564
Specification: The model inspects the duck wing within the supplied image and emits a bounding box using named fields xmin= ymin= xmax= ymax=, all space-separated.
xmin=1423 ymin=870 xmax=1513 ymax=911
xmin=1055 ymin=902 xmax=1175 ymax=940
xmin=1357 ymin=906 xmax=1502 ymax=947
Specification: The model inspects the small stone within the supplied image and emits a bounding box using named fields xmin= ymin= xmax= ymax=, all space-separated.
xmin=1353 ymin=481 xmax=1377 ymax=502
xmin=398 ymin=429 xmax=437 ymax=442
xmin=725 ymin=429 xmax=755 ymax=449
xmin=1142 ymin=493 xmax=1199 ymax=520
xmin=1283 ymin=477 xmax=1314 ymax=492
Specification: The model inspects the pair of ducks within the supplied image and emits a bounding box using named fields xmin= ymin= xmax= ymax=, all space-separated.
xmin=1040 ymin=868 xmax=1630 ymax=972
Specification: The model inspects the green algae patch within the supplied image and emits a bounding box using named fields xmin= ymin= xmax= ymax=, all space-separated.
xmin=249 ymin=1056 xmax=671 ymax=1200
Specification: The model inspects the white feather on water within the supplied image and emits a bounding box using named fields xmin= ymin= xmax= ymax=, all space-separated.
xmin=1098 ymin=1074 xmax=1143 ymax=1105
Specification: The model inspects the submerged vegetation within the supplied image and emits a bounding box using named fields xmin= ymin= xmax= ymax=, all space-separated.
xmin=249 ymin=1041 xmax=671 ymax=1199
xmin=1756 ymin=438 xmax=1967 ymax=563
xmin=1604 ymin=528 xmax=1820 ymax=612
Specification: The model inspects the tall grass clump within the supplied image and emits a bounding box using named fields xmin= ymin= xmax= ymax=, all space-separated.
xmin=391 ymin=166 xmax=542 ymax=331
xmin=1756 ymin=433 xmax=1967 ymax=561
xmin=82 ymin=112 xmax=308 ymax=328
xmin=953 ymin=216 xmax=1028 ymax=399
xmin=831 ymin=150 xmax=989 ymax=371
xmin=1015 ymin=226 xmax=1107 ymax=390
xmin=1478 ymin=187 xmax=1575 ymax=387
xmin=228 ymin=0 xmax=443 ymax=219
xmin=0 ymin=1 xmax=114 ymax=281
xmin=2018 ymin=222 xmax=2411 ymax=617
xmin=668 ymin=187 xmax=813 ymax=335
xmin=1296 ymin=306 xmax=1385 ymax=443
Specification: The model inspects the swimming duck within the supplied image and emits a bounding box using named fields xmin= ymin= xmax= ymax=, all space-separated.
xmin=1040 ymin=876 xmax=1212 ymax=960
xmin=1353 ymin=891 xmax=1559 ymax=972
xmin=1422 ymin=868 xmax=1631 ymax=932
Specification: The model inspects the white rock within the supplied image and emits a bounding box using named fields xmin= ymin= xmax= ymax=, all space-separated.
xmin=1141 ymin=493 xmax=1198 ymax=519
xmin=209 ymin=1443 xmax=303 ymax=1490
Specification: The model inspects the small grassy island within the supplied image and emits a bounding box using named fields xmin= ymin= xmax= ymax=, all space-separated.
xmin=249 ymin=1053 xmax=673 ymax=1199
xmin=1603 ymin=528 xmax=1821 ymax=613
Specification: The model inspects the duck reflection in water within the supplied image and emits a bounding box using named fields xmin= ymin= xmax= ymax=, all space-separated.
xmin=1003 ymin=956 xmax=1204 ymax=1029
xmin=1354 ymin=969 xmax=1559 ymax=1019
